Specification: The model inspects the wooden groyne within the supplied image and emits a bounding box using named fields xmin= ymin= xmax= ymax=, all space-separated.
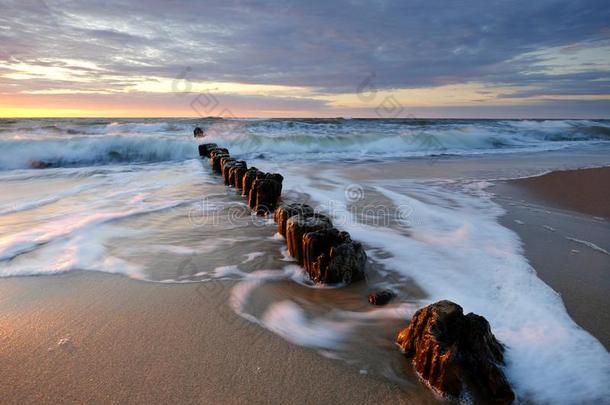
xmin=196 ymin=137 xmax=514 ymax=403
xmin=198 ymin=141 xmax=366 ymax=285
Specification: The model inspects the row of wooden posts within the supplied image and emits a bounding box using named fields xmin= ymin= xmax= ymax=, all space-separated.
xmin=198 ymin=142 xmax=367 ymax=285
xmin=198 ymin=138 xmax=515 ymax=403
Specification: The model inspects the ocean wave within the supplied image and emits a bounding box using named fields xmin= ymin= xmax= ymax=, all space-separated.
xmin=0 ymin=118 xmax=609 ymax=168
xmin=0 ymin=136 xmax=198 ymax=169
xmin=201 ymin=119 xmax=610 ymax=159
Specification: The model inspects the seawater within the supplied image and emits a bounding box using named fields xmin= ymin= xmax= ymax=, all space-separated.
xmin=1 ymin=118 xmax=609 ymax=403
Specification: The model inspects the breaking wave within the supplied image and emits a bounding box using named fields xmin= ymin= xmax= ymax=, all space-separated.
xmin=0 ymin=118 xmax=609 ymax=169
xmin=0 ymin=136 xmax=197 ymax=169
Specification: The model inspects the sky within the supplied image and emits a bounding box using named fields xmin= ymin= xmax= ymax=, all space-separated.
xmin=0 ymin=0 xmax=609 ymax=118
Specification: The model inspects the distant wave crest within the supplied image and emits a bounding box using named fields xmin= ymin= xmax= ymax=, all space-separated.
xmin=0 ymin=136 xmax=197 ymax=170
xmin=0 ymin=118 xmax=609 ymax=169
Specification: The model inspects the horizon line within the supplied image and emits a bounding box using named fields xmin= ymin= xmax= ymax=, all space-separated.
xmin=1 ymin=116 xmax=609 ymax=120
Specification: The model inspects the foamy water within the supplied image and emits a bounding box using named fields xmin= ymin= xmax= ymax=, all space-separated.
xmin=275 ymin=169 xmax=610 ymax=404
xmin=1 ymin=118 xmax=610 ymax=169
xmin=1 ymin=118 xmax=609 ymax=403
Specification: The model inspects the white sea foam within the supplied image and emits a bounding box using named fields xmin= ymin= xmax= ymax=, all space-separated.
xmin=565 ymin=237 xmax=610 ymax=256
xmin=212 ymin=265 xmax=242 ymax=278
xmin=0 ymin=197 xmax=189 ymax=263
xmin=289 ymin=170 xmax=610 ymax=404
xmin=226 ymin=265 xmax=354 ymax=350
xmin=261 ymin=300 xmax=351 ymax=349
xmin=336 ymin=304 xmax=417 ymax=321
xmin=244 ymin=251 xmax=265 ymax=262
xmin=0 ymin=182 xmax=101 ymax=216
xmin=0 ymin=159 xmax=204 ymax=278
xmin=0 ymin=225 xmax=146 ymax=278
xmin=148 ymin=245 xmax=200 ymax=255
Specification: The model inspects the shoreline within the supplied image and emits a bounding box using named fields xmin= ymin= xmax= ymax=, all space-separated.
xmin=493 ymin=166 xmax=610 ymax=349
xmin=1 ymin=162 xmax=608 ymax=403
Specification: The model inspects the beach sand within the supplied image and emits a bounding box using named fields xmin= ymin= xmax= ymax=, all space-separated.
xmin=0 ymin=271 xmax=439 ymax=404
xmin=1 ymin=166 xmax=608 ymax=404
xmin=494 ymin=167 xmax=610 ymax=349
xmin=504 ymin=167 xmax=610 ymax=218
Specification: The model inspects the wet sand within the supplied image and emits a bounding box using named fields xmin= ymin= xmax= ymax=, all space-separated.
xmin=507 ymin=167 xmax=610 ymax=219
xmin=494 ymin=167 xmax=610 ymax=349
xmin=0 ymin=271 xmax=440 ymax=404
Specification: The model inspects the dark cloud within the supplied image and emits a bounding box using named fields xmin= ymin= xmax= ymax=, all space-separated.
xmin=497 ymin=72 xmax=610 ymax=98
xmin=0 ymin=0 xmax=609 ymax=115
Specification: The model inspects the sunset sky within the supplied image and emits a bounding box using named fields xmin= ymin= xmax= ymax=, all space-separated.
xmin=1 ymin=0 xmax=609 ymax=118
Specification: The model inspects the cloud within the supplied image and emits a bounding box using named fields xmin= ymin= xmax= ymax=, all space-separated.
xmin=0 ymin=0 xmax=609 ymax=116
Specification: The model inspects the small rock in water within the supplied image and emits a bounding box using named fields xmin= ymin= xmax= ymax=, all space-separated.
xmin=193 ymin=127 xmax=204 ymax=138
xmin=30 ymin=160 xmax=51 ymax=169
xmin=368 ymin=290 xmax=395 ymax=306
xmin=396 ymin=300 xmax=514 ymax=403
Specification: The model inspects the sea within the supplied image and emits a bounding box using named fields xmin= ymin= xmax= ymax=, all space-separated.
xmin=1 ymin=117 xmax=609 ymax=403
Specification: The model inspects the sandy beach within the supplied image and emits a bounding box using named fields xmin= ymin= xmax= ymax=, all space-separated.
xmin=0 ymin=272 xmax=432 ymax=404
xmin=504 ymin=167 xmax=610 ymax=218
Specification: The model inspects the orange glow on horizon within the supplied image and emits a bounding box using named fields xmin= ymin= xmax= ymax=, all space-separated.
xmin=2 ymin=80 xmax=608 ymax=119
xmin=0 ymin=107 xmax=336 ymax=119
